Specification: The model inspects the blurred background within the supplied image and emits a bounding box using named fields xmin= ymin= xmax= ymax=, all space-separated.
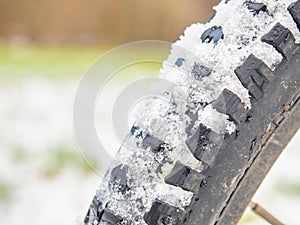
xmin=0 ymin=0 xmax=299 ymax=225
xmin=0 ymin=0 xmax=218 ymax=45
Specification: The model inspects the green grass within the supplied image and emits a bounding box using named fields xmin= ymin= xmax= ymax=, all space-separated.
xmin=42 ymin=144 xmax=99 ymax=178
xmin=239 ymin=208 xmax=258 ymax=225
xmin=0 ymin=43 xmax=166 ymax=81
xmin=0 ymin=182 xmax=14 ymax=203
xmin=10 ymin=146 xmax=29 ymax=163
xmin=0 ymin=43 xmax=106 ymax=80
xmin=275 ymin=180 xmax=300 ymax=197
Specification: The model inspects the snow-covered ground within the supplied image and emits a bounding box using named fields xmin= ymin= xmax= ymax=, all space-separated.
xmin=0 ymin=78 xmax=299 ymax=225
xmin=0 ymin=79 xmax=100 ymax=225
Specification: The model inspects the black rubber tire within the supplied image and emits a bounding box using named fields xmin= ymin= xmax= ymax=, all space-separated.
xmin=84 ymin=1 xmax=300 ymax=225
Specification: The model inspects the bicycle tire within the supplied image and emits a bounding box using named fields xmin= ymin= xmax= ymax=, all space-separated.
xmin=84 ymin=1 xmax=300 ymax=224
